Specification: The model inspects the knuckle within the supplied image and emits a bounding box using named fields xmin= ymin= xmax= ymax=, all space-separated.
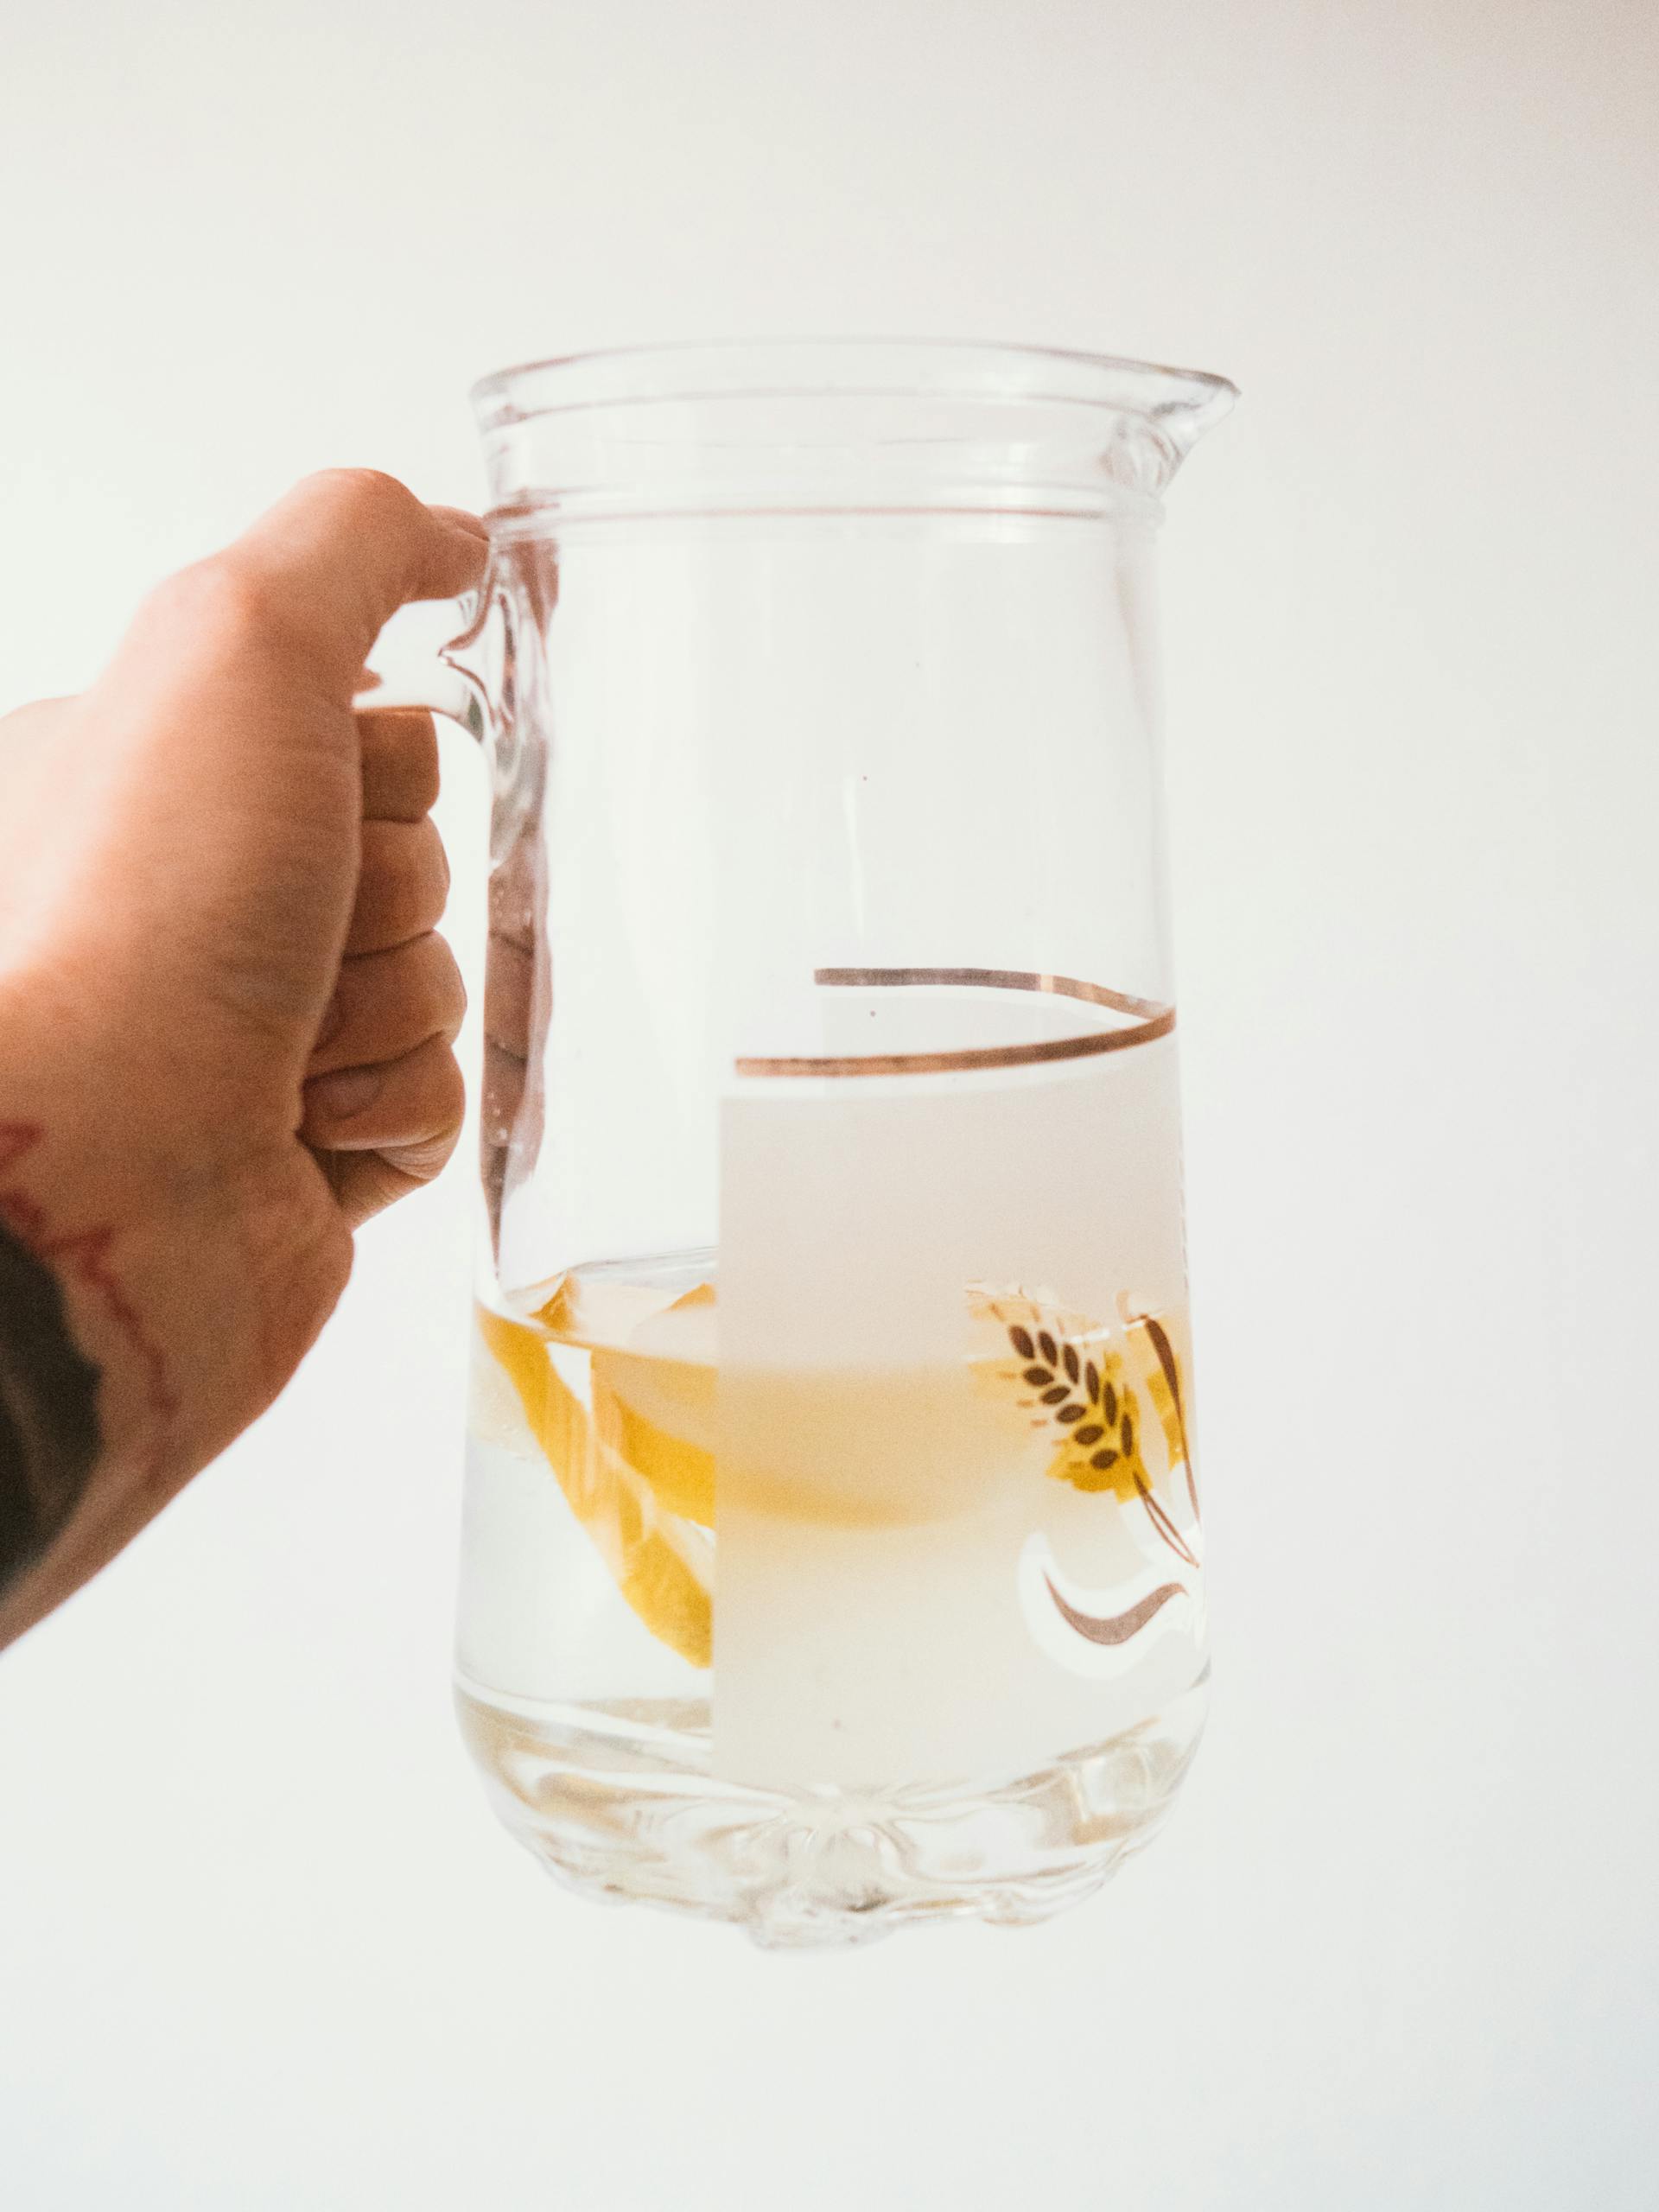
xmin=143 ymin=556 xmax=276 ymax=646
xmin=404 ymin=822 xmax=448 ymax=911
xmin=361 ymin=721 xmax=442 ymax=823
xmin=431 ymin=1047 xmax=467 ymax=1132
xmin=427 ymin=936 xmax=468 ymax=1029
xmin=306 ymin=467 xmax=419 ymax=527
xmin=415 ymin=840 xmax=449 ymax=920
xmin=359 ymin=817 xmax=397 ymax=869
xmin=432 ymin=1033 xmax=466 ymax=1094
xmin=367 ymin=820 xmax=447 ymax=918
xmin=411 ymin=733 xmax=442 ymax=812
xmin=382 ymin=935 xmax=465 ymax=1046
xmin=397 ymin=1036 xmax=466 ymax=1139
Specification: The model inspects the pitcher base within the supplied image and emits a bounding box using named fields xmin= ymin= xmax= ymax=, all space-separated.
xmin=454 ymin=1680 xmax=1206 ymax=1949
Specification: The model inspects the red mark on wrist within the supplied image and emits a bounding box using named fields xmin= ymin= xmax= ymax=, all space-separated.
xmin=0 ymin=1122 xmax=180 ymax=1491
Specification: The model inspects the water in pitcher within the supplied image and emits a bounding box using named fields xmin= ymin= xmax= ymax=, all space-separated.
xmin=454 ymin=1250 xmax=1208 ymax=1947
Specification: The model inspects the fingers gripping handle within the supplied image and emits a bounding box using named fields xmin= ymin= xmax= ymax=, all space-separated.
xmin=354 ymin=567 xmax=537 ymax=868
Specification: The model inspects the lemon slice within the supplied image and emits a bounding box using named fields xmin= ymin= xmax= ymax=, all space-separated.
xmin=477 ymin=1306 xmax=712 ymax=1668
xmin=590 ymin=1356 xmax=715 ymax=1529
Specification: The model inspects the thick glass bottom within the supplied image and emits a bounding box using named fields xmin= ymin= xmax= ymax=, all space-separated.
xmin=454 ymin=1676 xmax=1207 ymax=1949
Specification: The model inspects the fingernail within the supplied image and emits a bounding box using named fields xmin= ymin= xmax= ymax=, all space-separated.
xmin=309 ymin=1064 xmax=384 ymax=1121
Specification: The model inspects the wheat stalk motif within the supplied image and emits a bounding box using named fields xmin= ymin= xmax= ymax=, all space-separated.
xmin=974 ymin=1288 xmax=1200 ymax=1572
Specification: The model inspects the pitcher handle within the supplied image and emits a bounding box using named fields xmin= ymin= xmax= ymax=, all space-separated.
xmin=355 ymin=562 xmax=538 ymax=868
xmin=352 ymin=582 xmax=498 ymax=745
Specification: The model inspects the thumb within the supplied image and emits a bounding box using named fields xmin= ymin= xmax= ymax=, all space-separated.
xmin=60 ymin=474 xmax=486 ymax=1067
xmin=213 ymin=471 xmax=489 ymax=695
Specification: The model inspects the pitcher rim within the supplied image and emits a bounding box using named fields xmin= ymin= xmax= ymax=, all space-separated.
xmin=470 ymin=337 xmax=1238 ymax=439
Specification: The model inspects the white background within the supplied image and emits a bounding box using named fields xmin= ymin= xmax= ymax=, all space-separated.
xmin=3 ymin=3 xmax=1656 ymax=2205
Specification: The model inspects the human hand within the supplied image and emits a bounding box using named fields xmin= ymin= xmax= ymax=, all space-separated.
xmin=0 ymin=471 xmax=486 ymax=1640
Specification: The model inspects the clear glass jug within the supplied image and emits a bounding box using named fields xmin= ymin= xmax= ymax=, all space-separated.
xmin=401 ymin=340 xmax=1234 ymax=1947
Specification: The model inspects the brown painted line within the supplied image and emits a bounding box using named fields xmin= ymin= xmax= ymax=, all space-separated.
xmin=1133 ymin=1471 xmax=1201 ymax=1570
xmin=1135 ymin=1308 xmax=1199 ymax=1522
xmin=816 ymin=968 xmax=1167 ymax=1019
xmin=1046 ymin=1576 xmax=1186 ymax=1646
xmin=735 ymin=967 xmax=1174 ymax=1078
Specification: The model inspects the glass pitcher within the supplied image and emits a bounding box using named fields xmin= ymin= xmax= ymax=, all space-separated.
xmin=390 ymin=340 xmax=1234 ymax=1948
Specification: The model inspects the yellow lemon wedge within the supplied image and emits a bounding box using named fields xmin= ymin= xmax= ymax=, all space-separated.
xmin=531 ymin=1274 xmax=719 ymax=1528
xmin=476 ymin=1305 xmax=712 ymax=1668
xmin=590 ymin=1355 xmax=716 ymax=1529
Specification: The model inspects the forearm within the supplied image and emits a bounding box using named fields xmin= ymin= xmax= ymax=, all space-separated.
xmin=0 ymin=1128 xmax=171 ymax=1642
xmin=0 ymin=474 xmax=480 ymax=1648
xmin=0 ymin=970 xmax=297 ymax=1646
